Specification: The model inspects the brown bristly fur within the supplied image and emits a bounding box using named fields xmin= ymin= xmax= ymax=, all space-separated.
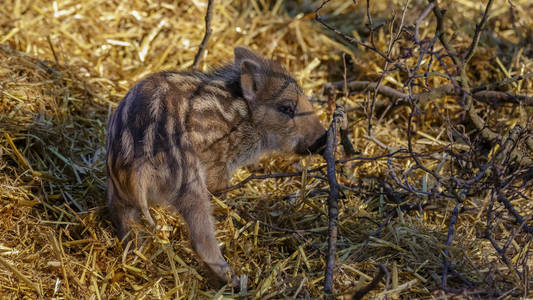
xmin=105 ymin=46 xmax=325 ymax=286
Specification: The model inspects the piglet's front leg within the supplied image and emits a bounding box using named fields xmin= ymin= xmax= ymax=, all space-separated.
xmin=181 ymin=192 xmax=239 ymax=287
xmin=173 ymin=165 xmax=238 ymax=287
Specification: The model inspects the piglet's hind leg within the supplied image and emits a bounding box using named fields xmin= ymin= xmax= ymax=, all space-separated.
xmin=107 ymin=182 xmax=139 ymax=241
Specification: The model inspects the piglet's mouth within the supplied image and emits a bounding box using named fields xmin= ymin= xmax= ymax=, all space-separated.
xmin=298 ymin=132 xmax=327 ymax=155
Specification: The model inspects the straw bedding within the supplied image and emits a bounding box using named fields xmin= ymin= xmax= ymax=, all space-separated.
xmin=0 ymin=0 xmax=531 ymax=298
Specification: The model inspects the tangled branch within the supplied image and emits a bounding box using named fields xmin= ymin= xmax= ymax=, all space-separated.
xmin=313 ymin=0 xmax=533 ymax=296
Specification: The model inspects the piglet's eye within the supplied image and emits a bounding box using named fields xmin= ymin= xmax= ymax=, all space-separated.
xmin=277 ymin=104 xmax=295 ymax=118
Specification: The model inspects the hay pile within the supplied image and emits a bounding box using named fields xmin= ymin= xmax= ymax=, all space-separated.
xmin=0 ymin=0 xmax=532 ymax=298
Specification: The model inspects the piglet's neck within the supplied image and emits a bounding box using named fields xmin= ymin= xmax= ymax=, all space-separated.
xmin=189 ymin=65 xmax=271 ymax=172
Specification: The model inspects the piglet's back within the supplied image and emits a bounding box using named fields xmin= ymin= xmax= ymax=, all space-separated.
xmin=106 ymin=68 xmax=249 ymax=195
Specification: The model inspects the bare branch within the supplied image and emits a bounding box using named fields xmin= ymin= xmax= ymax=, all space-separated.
xmin=414 ymin=2 xmax=435 ymax=43
xmin=314 ymin=1 xmax=408 ymax=74
xmin=330 ymin=80 xmax=533 ymax=108
xmin=472 ymin=72 xmax=533 ymax=92
xmin=430 ymin=0 xmax=462 ymax=69
xmin=496 ymin=190 xmax=533 ymax=235
xmin=473 ymin=91 xmax=533 ymax=106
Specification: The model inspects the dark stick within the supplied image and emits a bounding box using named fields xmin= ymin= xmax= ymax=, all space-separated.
xmin=192 ymin=0 xmax=214 ymax=69
xmin=340 ymin=128 xmax=357 ymax=156
xmin=244 ymin=211 xmax=306 ymax=234
xmin=340 ymin=53 xmax=357 ymax=156
xmin=323 ymin=106 xmax=343 ymax=298
xmin=365 ymin=0 xmax=375 ymax=47
xmin=442 ymin=204 xmax=460 ymax=290
xmin=353 ymin=264 xmax=388 ymax=300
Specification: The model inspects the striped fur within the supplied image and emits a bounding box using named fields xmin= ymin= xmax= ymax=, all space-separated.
xmin=106 ymin=47 xmax=325 ymax=286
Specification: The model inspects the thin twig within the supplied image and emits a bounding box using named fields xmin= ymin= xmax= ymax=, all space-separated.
xmin=192 ymin=0 xmax=214 ymax=69
xmin=430 ymin=0 xmax=461 ymax=69
xmin=486 ymin=191 xmax=523 ymax=279
xmin=496 ymin=190 xmax=533 ymax=235
xmin=463 ymin=0 xmax=494 ymax=65
xmin=215 ymin=172 xmax=301 ymax=194
xmin=471 ymin=71 xmax=533 ymax=92
xmin=414 ymin=2 xmax=435 ymax=43
xmin=353 ymin=264 xmax=388 ymax=299
xmin=244 ymin=211 xmax=306 ymax=234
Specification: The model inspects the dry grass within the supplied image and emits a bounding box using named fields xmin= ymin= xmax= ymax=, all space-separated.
xmin=0 ymin=0 xmax=532 ymax=298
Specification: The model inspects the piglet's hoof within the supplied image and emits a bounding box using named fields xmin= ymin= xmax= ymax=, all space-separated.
xmin=223 ymin=271 xmax=240 ymax=290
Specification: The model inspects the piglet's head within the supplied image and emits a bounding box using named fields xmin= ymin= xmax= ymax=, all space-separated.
xmin=235 ymin=46 xmax=326 ymax=155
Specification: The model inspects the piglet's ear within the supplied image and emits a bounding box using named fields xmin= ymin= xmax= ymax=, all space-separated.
xmin=240 ymin=59 xmax=265 ymax=102
xmin=234 ymin=46 xmax=263 ymax=65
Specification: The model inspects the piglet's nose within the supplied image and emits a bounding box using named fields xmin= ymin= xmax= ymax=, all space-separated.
xmin=306 ymin=131 xmax=327 ymax=155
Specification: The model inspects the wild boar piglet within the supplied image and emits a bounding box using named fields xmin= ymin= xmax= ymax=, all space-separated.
xmin=106 ymin=46 xmax=326 ymax=286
